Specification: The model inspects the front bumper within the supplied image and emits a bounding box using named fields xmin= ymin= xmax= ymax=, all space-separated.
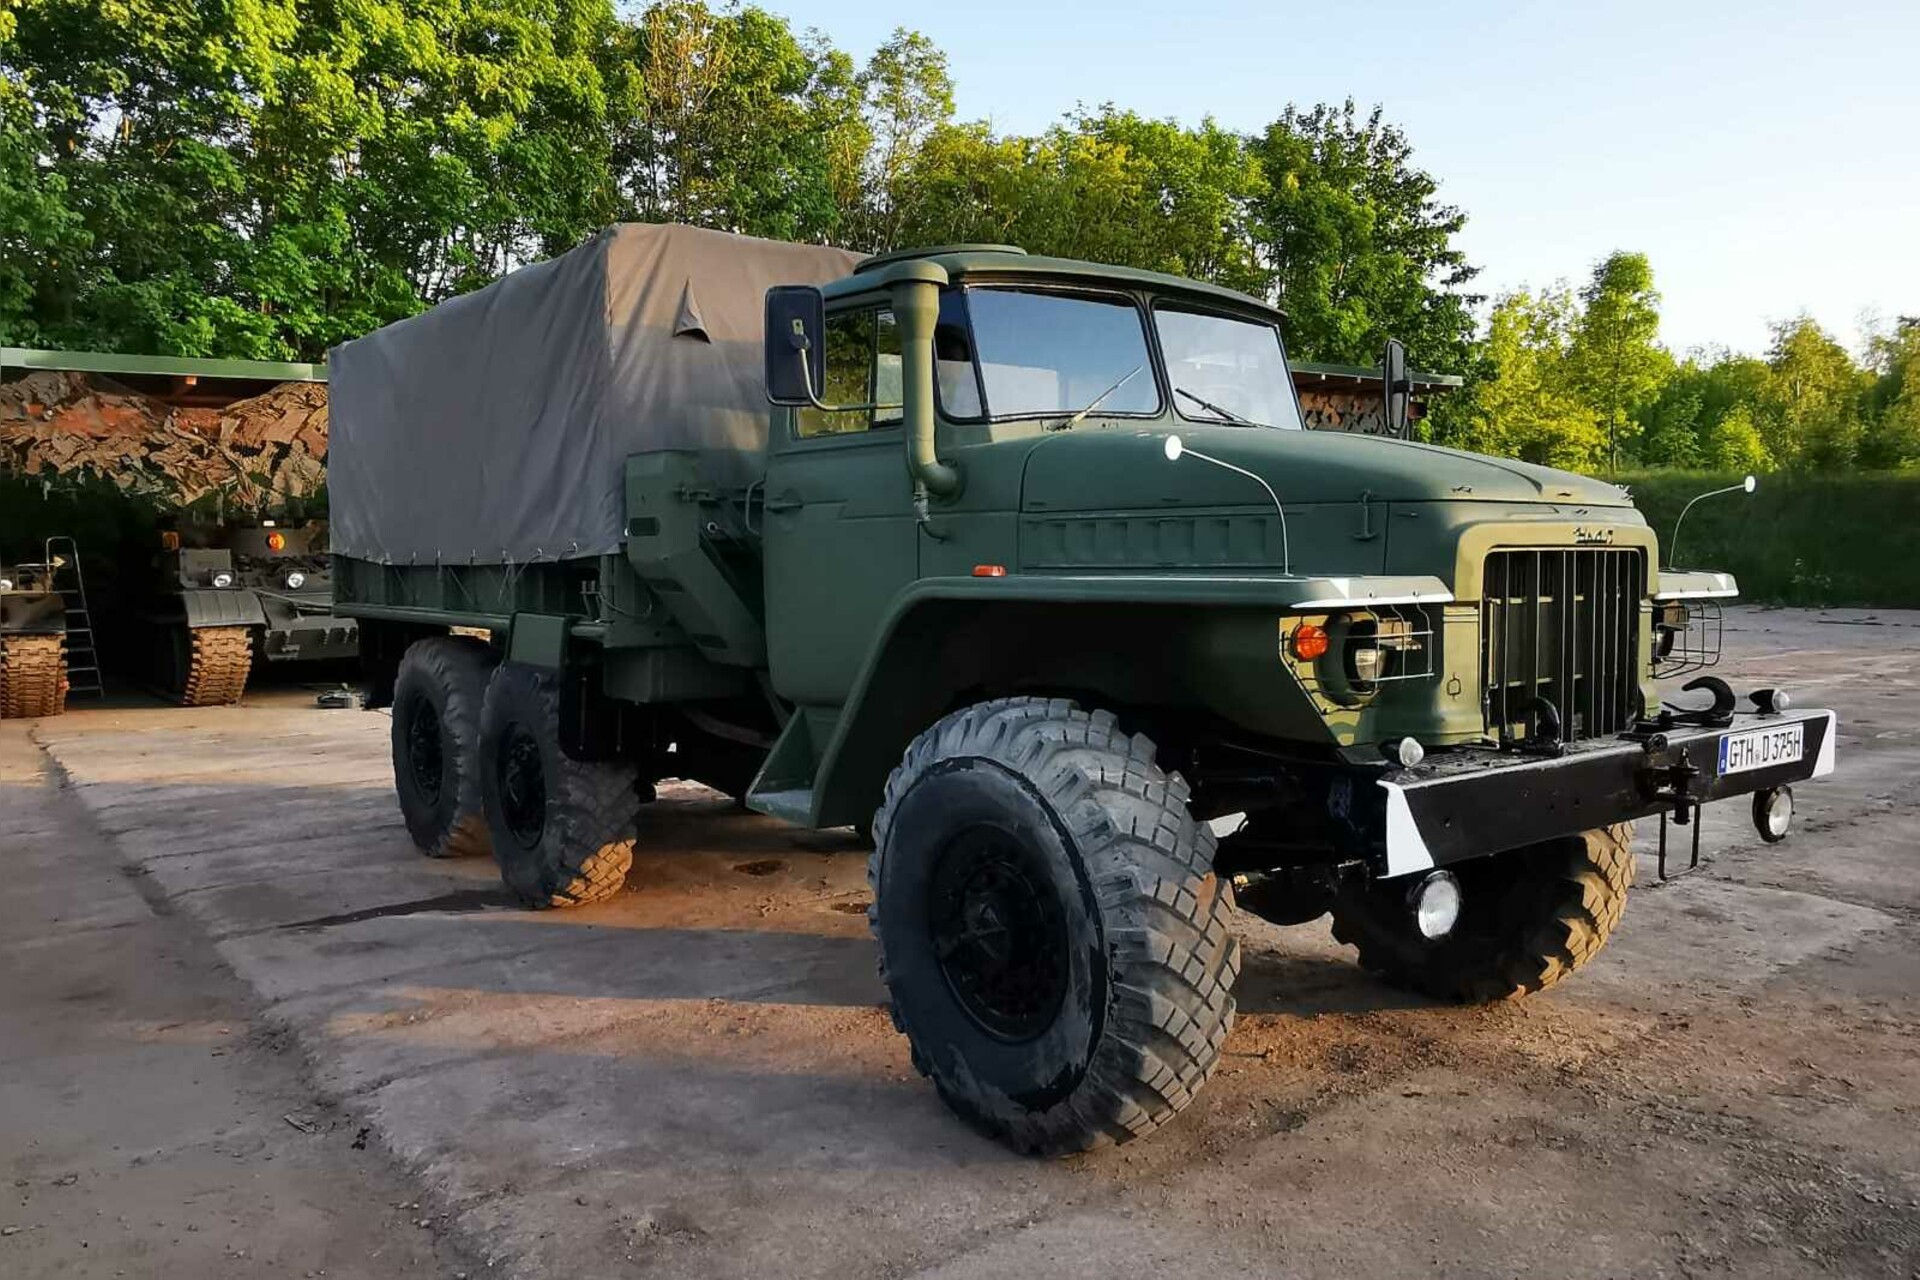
xmin=1374 ymin=709 xmax=1837 ymax=877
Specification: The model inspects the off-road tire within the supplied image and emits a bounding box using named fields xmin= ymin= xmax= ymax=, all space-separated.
xmin=391 ymin=636 xmax=495 ymax=858
xmin=1331 ymin=823 xmax=1634 ymax=1003
xmin=869 ymin=697 xmax=1239 ymax=1155
xmin=479 ymin=663 xmax=638 ymax=908
xmin=0 ymin=633 xmax=67 ymax=719
xmin=172 ymin=624 xmax=253 ymax=706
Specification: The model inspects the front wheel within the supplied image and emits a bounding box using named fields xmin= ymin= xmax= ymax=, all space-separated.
xmin=869 ymin=697 xmax=1239 ymax=1155
xmin=478 ymin=664 xmax=639 ymax=908
xmin=1331 ymin=823 xmax=1635 ymax=1003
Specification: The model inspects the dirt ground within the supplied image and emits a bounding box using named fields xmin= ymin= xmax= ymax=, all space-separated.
xmin=3 ymin=606 xmax=1917 ymax=1279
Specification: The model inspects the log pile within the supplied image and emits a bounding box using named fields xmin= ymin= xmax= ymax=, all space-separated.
xmin=0 ymin=371 xmax=329 ymax=509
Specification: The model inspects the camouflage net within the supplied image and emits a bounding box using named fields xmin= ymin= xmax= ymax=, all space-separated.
xmin=0 ymin=371 xmax=328 ymax=510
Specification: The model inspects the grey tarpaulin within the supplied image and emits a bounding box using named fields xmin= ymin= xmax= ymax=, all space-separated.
xmin=327 ymin=224 xmax=861 ymax=564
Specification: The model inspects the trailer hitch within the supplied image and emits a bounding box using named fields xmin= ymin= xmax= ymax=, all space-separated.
xmin=1635 ymin=730 xmax=1704 ymax=880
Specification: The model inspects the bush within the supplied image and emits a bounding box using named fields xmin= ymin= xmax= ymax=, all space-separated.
xmin=1617 ymin=470 xmax=1920 ymax=607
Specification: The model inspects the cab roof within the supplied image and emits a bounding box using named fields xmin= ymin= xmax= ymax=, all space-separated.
xmin=824 ymin=244 xmax=1282 ymax=320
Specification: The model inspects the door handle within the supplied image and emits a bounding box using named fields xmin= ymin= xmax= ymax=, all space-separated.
xmin=764 ymin=495 xmax=805 ymax=513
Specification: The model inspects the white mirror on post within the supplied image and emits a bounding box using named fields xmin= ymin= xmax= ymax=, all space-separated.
xmin=1668 ymin=473 xmax=1761 ymax=569
xmin=1157 ymin=431 xmax=1291 ymax=575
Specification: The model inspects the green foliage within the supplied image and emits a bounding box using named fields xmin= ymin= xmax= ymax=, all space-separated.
xmin=1248 ymin=100 xmax=1480 ymax=369
xmin=1568 ymin=251 xmax=1670 ymax=470
xmin=4 ymin=7 xmax=1482 ymax=375
xmin=1431 ymin=287 xmax=1601 ymax=469
xmin=1622 ymin=470 xmax=1920 ymax=607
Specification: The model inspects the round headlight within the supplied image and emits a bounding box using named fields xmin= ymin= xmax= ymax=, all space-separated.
xmin=1393 ymin=736 xmax=1425 ymax=768
xmin=285 ymin=571 xmax=307 ymax=590
xmin=1408 ymin=870 xmax=1462 ymax=940
xmin=211 ymin=571 xmax=235 ymax=589
xmin=0 ymin=577 xmax=13 ymax=592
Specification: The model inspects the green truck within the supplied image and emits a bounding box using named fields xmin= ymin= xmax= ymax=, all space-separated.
xmin=329 ymin=224 xmax=1837 ymax=1154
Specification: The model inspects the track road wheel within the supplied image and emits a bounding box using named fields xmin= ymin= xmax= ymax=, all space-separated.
xmin=869 ymin=697 xmax=1240 ymax=1155
xmin=1331 ymin=823 xmax=1635 ymax=1003
xmin=171 ymin=624 xmax=253 ymax=706
xmin=479 ymin=663 xmax=638 ymax=908
xmin=391 ymin=636 xmax=496 ymax=858
xmin=0 ymin=633 xmax=68 ymax=719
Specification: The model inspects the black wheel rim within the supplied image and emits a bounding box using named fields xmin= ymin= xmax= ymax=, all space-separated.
xmin=497 ymin=723 xmax=547 ymax=849
xmin=927 ymin=823 xmax=1070 ymax=1042
xmin=405 ymin=695 xmax=444 ymax=804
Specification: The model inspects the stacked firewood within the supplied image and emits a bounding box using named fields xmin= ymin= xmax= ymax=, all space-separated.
xmin=0 ymin=371 xmax=329 ymax=509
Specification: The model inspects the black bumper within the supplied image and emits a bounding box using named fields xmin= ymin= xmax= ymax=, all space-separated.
xmin=1373 ymin=709 xmax=1837 ymax=878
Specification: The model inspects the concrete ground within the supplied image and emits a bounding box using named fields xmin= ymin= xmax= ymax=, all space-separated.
xmin=3 ymin=606 xmax=1917 ymax=1278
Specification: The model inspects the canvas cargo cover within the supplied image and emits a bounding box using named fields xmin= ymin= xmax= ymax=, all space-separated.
xmin=328 ymin=224 xmax=861 ymax=563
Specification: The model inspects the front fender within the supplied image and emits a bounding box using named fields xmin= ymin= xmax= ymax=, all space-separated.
xmin=180 ymin=589 xmax=268 ymax=630
xmin=802 ymin=571 xmax=1453 ymax=828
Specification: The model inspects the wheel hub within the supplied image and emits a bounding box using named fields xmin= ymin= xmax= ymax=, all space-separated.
xmin=406 ymin=696 xmax=444 ymax=804
xmin=497 ymin=723 xmax=547 ymax=848
xmin=928 ymin=824 xmax=1070 ymax=1042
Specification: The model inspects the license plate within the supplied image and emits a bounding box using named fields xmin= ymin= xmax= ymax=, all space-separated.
xmin=1717 ymin=723 xmax=1804 ymax=776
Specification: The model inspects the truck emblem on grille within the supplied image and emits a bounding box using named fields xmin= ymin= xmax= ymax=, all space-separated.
xmin=1573 ymin=526 xmax=1616 ymax=545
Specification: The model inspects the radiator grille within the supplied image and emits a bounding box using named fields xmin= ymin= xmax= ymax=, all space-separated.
xmin=1481 ymin=548 xmax=1643 ymax=746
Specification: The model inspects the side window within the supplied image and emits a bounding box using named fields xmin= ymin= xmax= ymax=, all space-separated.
xmin=797 ymin=307 xmax=901 ymax=438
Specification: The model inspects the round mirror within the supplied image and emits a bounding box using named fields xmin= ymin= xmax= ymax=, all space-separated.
xmin=1743 ymin=474 xmax=1757 ymax=493
xmin=1163 ymin=434 xmax=1184 ymax=462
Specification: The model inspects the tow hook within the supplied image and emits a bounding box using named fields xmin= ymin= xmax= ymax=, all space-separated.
xmin=1637 ymin=733 xmax=1704 ymax=880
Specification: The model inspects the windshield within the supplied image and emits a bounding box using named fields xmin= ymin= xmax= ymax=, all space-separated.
xmin=1155 ymin=306 xmax=1301 ymax=430
xmin=954 ymin=288 xmax=1160 ymax=421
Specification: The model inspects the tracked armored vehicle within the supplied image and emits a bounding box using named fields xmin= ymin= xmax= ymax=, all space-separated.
xmin=330 ymin=224 xmax=1838 ymax=1154
xmin=0 ymin=558 xmax=67 ymax=718
xmin=152 ymin=520 xmax=358 ymax=705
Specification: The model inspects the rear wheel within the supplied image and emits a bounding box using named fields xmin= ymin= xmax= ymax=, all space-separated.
xmin=391 ymin=636 xmax=495 ymax=858
xmin=479 ymin=663 xmax=639 ymax=908
xmin=1331 ymin=824 xmax=1635 ymax=1003
xmin=170 ymin=624 xmax=252 ymax=706
xmin=0 ymin=633 xmax=67 ymax=719
xmin=870 ymin=697 xmax=1239 ymax=1155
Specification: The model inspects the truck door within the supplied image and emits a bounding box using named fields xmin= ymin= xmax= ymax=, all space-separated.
xmin=761 ymin=303 xmax=919 ymax=708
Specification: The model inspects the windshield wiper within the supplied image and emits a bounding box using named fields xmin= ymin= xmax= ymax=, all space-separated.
xmin=1049 ymin=364 xmax=1144 ymax=432
xmin=1175 ymin=386 xmax=1257 ymax=426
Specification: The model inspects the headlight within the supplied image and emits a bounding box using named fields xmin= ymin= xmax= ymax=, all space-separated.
xmin=211 ymin=571 xmax=235 ymax=589
xmin=0 ymin=578 xmax=12 ymax=592
xmin=1339 ymin=615 xmax=1423 ymax=693
xmin=1654 ymin=602 xmax=1688 ymax=657
xmin=285 ymin=571 xmax=307 ymax=590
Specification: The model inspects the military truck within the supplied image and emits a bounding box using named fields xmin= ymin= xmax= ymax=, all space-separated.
xmin=0 ymin=557 xmax=67 ymax=717
xmin=150 ymin=519 xmax=358 ymax=705
xmin=330 ymin=224 xmax=1837 ymax=1154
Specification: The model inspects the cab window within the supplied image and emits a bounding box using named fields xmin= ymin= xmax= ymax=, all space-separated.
xmin=797 ymin=307 xmax=901 ymax=438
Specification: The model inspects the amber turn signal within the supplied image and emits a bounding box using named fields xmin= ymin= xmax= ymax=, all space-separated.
xmin=1290 ymin=622 xmax=1330 ymax=661
xmin=266 ymin=531 xmax=287 ymax=552
xmin=972 ymin=564 xmax=1007 ymax=577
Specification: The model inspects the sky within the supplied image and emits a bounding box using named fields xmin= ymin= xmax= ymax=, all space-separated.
xmin=773 ymin=0 xmax=1920 ymax=360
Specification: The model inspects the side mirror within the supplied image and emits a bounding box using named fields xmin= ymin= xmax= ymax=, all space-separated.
xmin=764 ymin=285 xmax=826 ymax=407
xmin=1382 ymin=338 xmax=1411 ymax=439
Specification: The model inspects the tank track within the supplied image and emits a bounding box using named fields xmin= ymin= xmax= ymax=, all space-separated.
xmin=0 ymin=633 xmax=69 ymax=719
xmin=178 ymin=625 xmax=254 ymax=707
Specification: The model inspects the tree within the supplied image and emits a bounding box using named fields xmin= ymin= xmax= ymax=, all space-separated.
xmin=1760 ymin=316 xmax=1868 ymax=469
xmin=1568 ymin=251 xmax=1670 ymax=472
xmin=1860 ymin=318 xmax=1920 ymax=470
xmin=1247 ymin=100 xmax=1480 ymax=370
xmin=841 ymin=28 xmax=954 ymax=252
xmin=1436 ymin=288 xmax=1602 ymax=470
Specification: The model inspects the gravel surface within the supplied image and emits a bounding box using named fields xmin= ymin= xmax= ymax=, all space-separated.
xmin=4 ymin=606 xmax=1917 ymax=1278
